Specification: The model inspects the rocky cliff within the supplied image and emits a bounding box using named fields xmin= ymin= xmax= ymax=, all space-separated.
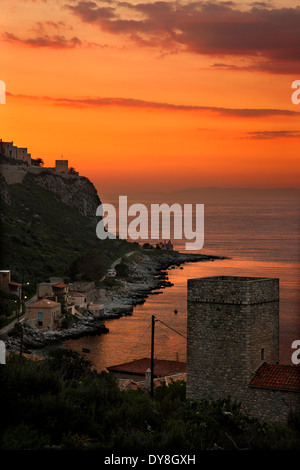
xmin=0 ymin=163 xmax=133 ymax=284
xmin=0 ymin=174 xmax=10 ymax=205
xmin=24 ymin=170 xmax=101 ymax=223
xmin=0 ymin=162 xmax=101 ymax=222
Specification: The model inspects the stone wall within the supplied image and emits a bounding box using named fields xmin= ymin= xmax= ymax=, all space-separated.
xmin=55 ymin=160 xmax=68 ymax=174
xmin=0 ymin=140 xmax=31 ymax=164
xmin=0 ymin=163 xmax=46 ymax=185
xmin=0 ymin=164 xmax=101 ymax=223
xmin=26 ymin=305 xmax=61 ymax=331
xmin=244 ymin=387 xmax=300 ymax=425
xmin=17 ymin=148 xmax=31 ymax=165
xmin=0 ymin=164 xmax=28 ymax=184
xmin=186 ymin=276 xmax=290 ymax=423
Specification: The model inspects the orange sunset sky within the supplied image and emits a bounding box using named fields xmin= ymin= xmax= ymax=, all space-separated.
xmin=1 ymin=0 xmax=300 ymax=196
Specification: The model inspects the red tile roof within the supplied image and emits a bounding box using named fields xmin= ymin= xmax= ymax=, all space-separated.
xmin=118 ymin=373 xmax=187 ymax=391
xmin=8 ymin=281 xmax=22 ymax=286
xmin=53 ymin=283 xmax=68 ymax=288
xmin=107 ymin=357 xmax=186 ymax=377
xmin=28 ymin=299 xmax=61 ymax=308
xmin=69 ymin=291 xmax=85 ymax=297
xmin=249 ymin=363 xmax=300 ymax=392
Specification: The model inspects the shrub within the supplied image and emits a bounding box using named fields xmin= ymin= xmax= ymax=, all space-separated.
xmin=2 ymin=424 xmax=50 ymax=450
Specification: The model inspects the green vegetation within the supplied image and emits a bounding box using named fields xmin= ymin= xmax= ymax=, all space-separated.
xmin=0 ymin=291 xmax=23 ymax=328
xmin=68 ymin=242 xmax=139 ymax=285
xmin=115 ymin=259 xmax=129 ymax=279
xmin=0 ymin=350 xmax=299 ymax=451
xmin=0 ymin=291 xmax=21 ymax=317
xmin=31 ymin=158 xmax=44 ymax=167
xmin=0 ymin=175 xmax=138 ymax=286
xmin=0 ymin=154 xmax=25 ymax=166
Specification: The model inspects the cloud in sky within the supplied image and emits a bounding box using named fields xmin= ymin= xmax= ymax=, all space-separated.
xmin=2 ymin=18 xmax=105 ymax=49
xmin=66 ymin=1 xmax=300 ymax=72
xmin=6 ymin=91 xmax=300 ymax=118
xmin=3 ymin=31 xmax=82 ymax=48
xmin=246 ymin=130 xmax=300 ymax=139
xmin=3 ymin=19 xmax=81 ymax=48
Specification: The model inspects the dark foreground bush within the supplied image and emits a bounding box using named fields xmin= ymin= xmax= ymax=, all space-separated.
xmin=0 ymin=350 xmax=299 ymax=451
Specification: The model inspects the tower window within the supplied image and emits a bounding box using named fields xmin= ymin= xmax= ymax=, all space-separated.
xmin=261 ymin=348 xmax=265 ymax=361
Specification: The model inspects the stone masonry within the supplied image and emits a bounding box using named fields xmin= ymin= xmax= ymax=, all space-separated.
xmin=187 ymin=276 xmax=300 ymax=424
xmin=187 ymin=276 xmax=279 ymax=399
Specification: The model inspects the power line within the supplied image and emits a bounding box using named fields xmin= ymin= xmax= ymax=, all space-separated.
xmin=150 ymin=315 xmax=186 ymax=397
xmin=127 ymin=320 xmax=152 ymax=358
xmin=154 ymin=316 xmax=187 ymax=340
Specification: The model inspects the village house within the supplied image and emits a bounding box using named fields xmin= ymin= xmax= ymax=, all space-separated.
xmin=52 ymin=283 xmax=69 ymax=304
xmin=0 ymin=270 xmax=22 ymax=299
xmin=106 ymin=358 xmax=186 ymax=392
xmin=26 ymin=298 xmax=62 ymax=331
xmin=107 ymin=357 xmax=186 ymax=382
xmin=68 ymin=291 xmax=87 ymax=309
xmin=37 ymin=278 xmax=69 ymax=304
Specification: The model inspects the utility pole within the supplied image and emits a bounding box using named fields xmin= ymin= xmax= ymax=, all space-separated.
xmin=150 ymin=315 xmax=155 ymax=398
xmin=19 ymin=270 xmax=24 ymax=362
xmin=19 ymin=327 xmax=23 ymax=363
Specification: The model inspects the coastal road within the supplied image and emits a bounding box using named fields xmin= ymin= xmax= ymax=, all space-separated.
xmin=111 ymin=250 xmax=136 ymax=269
xmin=101 ymin=250 xmax=137 ymax=281
xmin=0 ymin=294 xmax=37 ymax=338
xmin=0 ymin=313 xmax=26 ymax=339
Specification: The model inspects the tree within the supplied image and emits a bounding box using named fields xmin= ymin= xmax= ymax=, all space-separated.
xmin=115 ymin=260 xmax=128 ymax=278
xmin=31 ymin=158 xmax=44 ymax=167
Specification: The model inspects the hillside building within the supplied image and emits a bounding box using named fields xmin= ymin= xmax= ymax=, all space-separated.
xmin=0 ymin=270 xmax=22 ymax=299
xmin=68 ymin=291 xmax=87 ymax=309
xmin=26 ymin=298 xmax=62 ymax=330
xmin=37 ymin=279 xmax=69 ymax=304
xmin=107 ymin=357 xmax=186 ymax=382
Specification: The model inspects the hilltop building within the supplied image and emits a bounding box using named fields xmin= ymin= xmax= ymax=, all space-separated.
xmin=0 ymin=139 xmax=31 ymax=165
xmin=0 ymin=138 xmax=79 ymax=179
xmin=55 ymin=159 xmax=68 ymax=174
xmin=187 ymin=276 xmax=299 ymax=425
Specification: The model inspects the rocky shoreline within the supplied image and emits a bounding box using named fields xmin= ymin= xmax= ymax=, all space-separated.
xmin=102 ymin=251 xmax=224 ymax=317
xmin=5 ymin=250 xmax=225 ymax=354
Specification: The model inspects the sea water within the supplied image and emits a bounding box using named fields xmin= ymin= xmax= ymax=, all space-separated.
xmin=64 ymin=189 xmax=300 ymax=369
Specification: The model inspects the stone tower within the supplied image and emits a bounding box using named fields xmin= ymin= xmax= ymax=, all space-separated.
xmin=55 ymin=160 xmax=68 ymax=174
xmin=186 ymin=276 xmax=279 ymax=403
